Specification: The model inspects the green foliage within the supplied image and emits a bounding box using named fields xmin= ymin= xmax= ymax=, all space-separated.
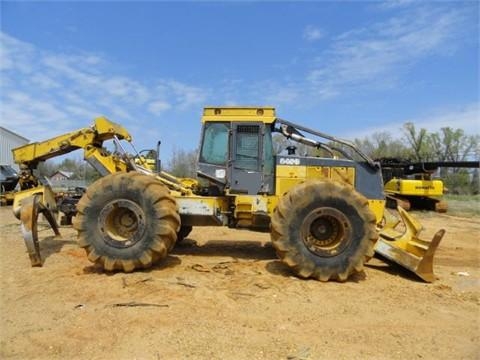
xmin=354 ymin=123 xmax=479 ymax=195
xmin=85 ymin=164 xmax=102 ymax=182
xmin=469 ymin=168 xmax=479 ymax=195
xmin=37 ymin=161 xmax=56 ymax=178
xmin=354 ymin=132 xmax=411 ymax=159
xmin=403 ymin=122 xmax=430 ymax=161
xmin=443 ymin=194 xmax=480 ymax=218
xmin=444 ymin=169 xmax=472 ymax=195
xmin=429 ymin=128 xmax=479 ymax=162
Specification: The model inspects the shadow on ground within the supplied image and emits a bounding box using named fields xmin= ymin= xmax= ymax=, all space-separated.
xmin=173 ymin=238 xmax=277 ymax=261
xmin=39 ymin=235 xmax=77 ymax=263
xmin=265 ymin=260 xmax=368 ymax=283
xmin=366 ymin=255 xmax=425 ymax=282
xmin=264 ymin=260 xmax=294 ymax=278
xmin=82 ymin=255 xmax=182 ymax=275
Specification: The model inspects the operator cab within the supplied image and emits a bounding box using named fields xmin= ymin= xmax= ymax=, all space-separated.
xmin=197 ymin=107 xmax=275 ymax=195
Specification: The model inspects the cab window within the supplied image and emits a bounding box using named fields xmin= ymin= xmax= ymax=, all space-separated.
xmin=199 ymin=122 xmax=229 ymax=165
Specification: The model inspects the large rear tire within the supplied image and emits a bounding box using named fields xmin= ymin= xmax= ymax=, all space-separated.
xmin=73 ymin=172 xmax=180 ymax=272
xmin=270 ymin=180 xmax=378 ymax=281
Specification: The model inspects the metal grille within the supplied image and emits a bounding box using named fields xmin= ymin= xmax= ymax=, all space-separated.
xmin=236 ymin=125 xmax=259 ymax=171
xmin=237 ymin=125 xmax=259 ymax=134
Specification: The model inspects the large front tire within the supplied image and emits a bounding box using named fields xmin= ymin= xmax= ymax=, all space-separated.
xmin=270 ymin=180 xmax=378 ymax=281
xmin=73 ymin=172 xmax=180 ymax=272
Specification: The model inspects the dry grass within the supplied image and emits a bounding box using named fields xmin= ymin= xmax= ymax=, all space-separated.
xmin=444 ymin=194 xmax=480 ymax=217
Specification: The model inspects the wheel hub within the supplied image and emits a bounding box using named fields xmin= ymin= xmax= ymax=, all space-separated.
xmin=98 ymin=199 xmax=146 ymax=248
xmin=301 ymin=207 xmax=351 ymax=257
xmin=310 ymin=217 xmax=337 ymax=241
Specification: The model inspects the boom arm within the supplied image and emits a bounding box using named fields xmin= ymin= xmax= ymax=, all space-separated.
xmin=275 ymin=118 xmax=378 ymax=168
xmin=378 ymin=158 xmax=480 ymax=175
xmin=13 ymin=117 xmax=133 ymax=189
xmin=377 ymin=158 xmax=480 ymax=183
xmin=13 ymin=116 xmax=196 ymax=195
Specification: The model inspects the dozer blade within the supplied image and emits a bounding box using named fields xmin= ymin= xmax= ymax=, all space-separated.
xmin=19 ymin=195 xmax=60 ymax=266
xmin=375 ymin=207 xmax=445 ymax=282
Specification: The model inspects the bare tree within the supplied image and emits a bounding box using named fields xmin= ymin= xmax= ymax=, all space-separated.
xmin=167 ymin=147 xmax=198 ymax=178
xmin=430 ymin=128 xmax=479 ymax=162
xmin=355 ymin=131 xmax=410 ymax=159
xmin=402 ymin=122 xmax=431 ymax=161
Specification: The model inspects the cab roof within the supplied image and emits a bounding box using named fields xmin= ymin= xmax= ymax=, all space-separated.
xmin=201 ymin=106 xmax=276 ymax=124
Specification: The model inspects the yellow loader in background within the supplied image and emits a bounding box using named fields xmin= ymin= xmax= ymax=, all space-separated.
xmin=378 ymin=157 xmax=480 ymax=213
xmin=12 ymin=107 xmax=445 ymax=282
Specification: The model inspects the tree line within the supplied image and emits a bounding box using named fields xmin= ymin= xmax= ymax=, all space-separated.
xmin=353 ymin=123 xmax=479 ymax=194
xmin=354 ymin=123 xmax=479 ymax=163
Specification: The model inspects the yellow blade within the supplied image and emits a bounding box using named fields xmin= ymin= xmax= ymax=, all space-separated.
xmin=376 ymin=207 xmax=445 ymax=282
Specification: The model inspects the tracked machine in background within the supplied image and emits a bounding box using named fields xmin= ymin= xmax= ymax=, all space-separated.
xmin=379 ymin=158 xmax=480 ymax=212
xmin=12 ymin=107 xmax=445 ymax=282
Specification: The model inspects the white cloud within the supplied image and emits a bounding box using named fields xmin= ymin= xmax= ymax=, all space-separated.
xmin=344 ymin=103 xmax=480 ymax=140
xmin=255 ymin=81 xmax=300 ymax=105
xmin=303 ymin=25 xmax=325 ymax=42
xmin=0 ymin=33 xmax=34 ymax=72
xmin=102 ymin=76 xmax=151 ymax=104
xmin=265 ymin=87 xmax=300 ymax=105
xmin=410 ymin=103 xmax=480 ymax=136
xmin=148 ymin=100 xmax=171 ymax=115
xmin=376 ymin=0 xmax=416 ymax=10
xmin=229 ymin=5 xmax=472 ymax=107
xmin=64 ymin=105 xmax=96 ymax=119
xmin=0 ymin=90 xmax=73 ymax=138
xmin=30 ymin=74 xmax=61 ymax=89
xmin=308 ymin=6 xmax=468 ymax=98
xmin=0 ymin=31 xmax=211 ymax=142
xmin=42 ymin=54 xmax=98 ymax=84
xmin=165 ymin=80 xmax=209 ymax=109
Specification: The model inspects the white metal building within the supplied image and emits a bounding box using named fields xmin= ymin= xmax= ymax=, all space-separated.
xmin=0 ymin=127 xmax=29 ymax=170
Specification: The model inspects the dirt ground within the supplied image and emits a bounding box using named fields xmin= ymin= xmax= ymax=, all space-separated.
xmin=0 ymin=206 xmax=478 ymax=360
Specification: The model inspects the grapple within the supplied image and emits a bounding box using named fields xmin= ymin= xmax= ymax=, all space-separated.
xmin=375 ymin=207 xmax=445 ymax=282
xmin=13 ymin=186 xmax=60 ymax=266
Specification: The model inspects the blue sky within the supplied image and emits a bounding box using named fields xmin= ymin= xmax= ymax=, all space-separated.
xmin=1 ymin=1 xmax=479 ymax=161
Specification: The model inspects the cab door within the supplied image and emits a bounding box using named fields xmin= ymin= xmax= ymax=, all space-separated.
xmin=229 ymin=122 xmax=275 ymax=195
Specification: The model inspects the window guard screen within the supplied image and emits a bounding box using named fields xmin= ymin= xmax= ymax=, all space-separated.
xmin=236 ymin=125 xmax=259 ymax=171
